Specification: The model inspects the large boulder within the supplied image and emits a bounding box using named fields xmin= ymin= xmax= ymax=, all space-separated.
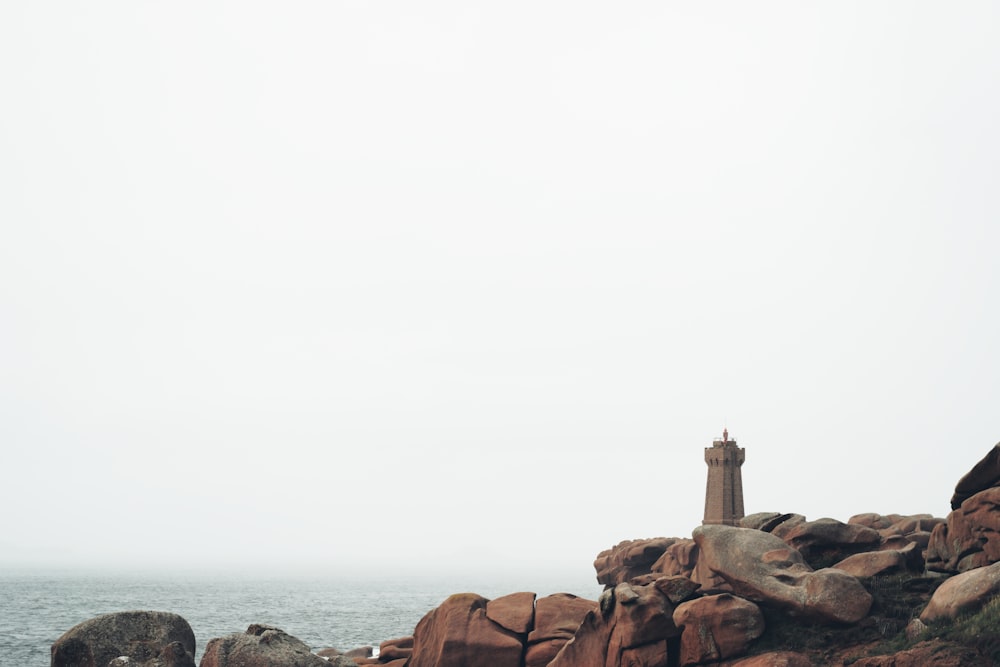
xmin=408 ymin=593 xmax=524 ymax=667
xmin=51 ymin=611 xmax=195 ymax=667
xmin=377 ymin=636 xmax=413 ymax=662
xmin=927 ymin=487 xmax=1000 ymax=574
xmin=651 ymin=539 xmax=698 ymax=579
xmin=692 ymin=525 xmax=873 ymax=624
xmin=486 ymin=591 xmax=535 ymax=634
xmin=524 ymin=593 xmax=597 ymax=667
xmin=775 ymin=517 xmax=881 ymax=568
xmin=200 ymin=624 xmax=328 ymax=667
xmin=919 ymin=560 xmax=1000 ymax=623
xmin=726 ymin=651 xmax=812 ymax=666
xmin=673 ymin=593 xmax=764 ymax=666
xmin=548 ymin=579 xmax=681 ymax=667
xmin=595 ymin=537 xmax=677 ymax=587
xmin=832 ymin=542 xmax=919 ymax=578
xmin=951 ymin=442 xmax=1000 ymax=509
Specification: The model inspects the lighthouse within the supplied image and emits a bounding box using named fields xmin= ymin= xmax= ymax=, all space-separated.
xmin=703 ymin=428 xmax=746 ymax=526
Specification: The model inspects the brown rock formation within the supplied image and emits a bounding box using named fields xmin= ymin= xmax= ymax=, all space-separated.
xmin=692 ymin=524 xmax=873 ymax=624
xmin=927 ymin=444 xmax=1000 ymax=574
xmin=831 ymin=542 xmax=918 ymax=577
xmin=776 ymin=517 xmax=882 ymax=568
xmin=725 ymin=651 xmax=812 ymax=666
xmin=200 ymin=624 xmax=328 ymax=667
xmin=408 ymin=593 xmax=523 ymax=667
xmin=595 ymin=537 xmax=677 ymax=587
xmin=919 ymin=560 xmax=1000 ymax=623
xmin=51 ymin=611 xmax=195 ymax=667
xmin=651 ymin=539 xmax=698 ymax=579
xmin=377 ymin=636 xmax=413 ymax=662
xmin=951 ymin=442 xmax=1000 ymax=509
xmin=486 ymin=591 xmax=536 ymax=634
xmin=548 ymin=579 xmax=681 ymax=667
xmin=524 ymin=593 xmax=597 ymax=667
xmin=673 ymin=593 xmax=764 ymax=666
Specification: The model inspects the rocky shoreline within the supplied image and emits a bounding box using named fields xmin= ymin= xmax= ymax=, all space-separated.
xmin=52 ymin=442 xmax=1000 ymax=666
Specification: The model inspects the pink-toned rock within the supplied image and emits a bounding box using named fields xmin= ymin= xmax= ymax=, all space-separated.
xmin=951 ymin=442 xmax=1000 ymax=509
xmin=777 ymin=517 xmax=881 ymax=567
xmin=673 ymin=594 xmax=764 ymax=666
xmin=849 ymin=513 xmax=895 ymax=530
xmin=927 ymin=487 xmax=1000 ymax=574
xmin=832 ymin=542 xmax=917 ymax=578
xmin=595 ymin=537 xmax=678 ymax=587
xmin=693 ymin=524 xmax=872 ymax=624
xmin=919 ymin=560 xmax=1000 ymax=623
xmin=377 ymin=636 xmax=413 ymax=661
xmin=486 ymin=591 xmax=535 ymax=634
xmin=846 ymin=640 xmax=979 ymax=667
xmin=651 ymin=539 xmax=698 ymax=578
xmin=524 ymin=593 xmax=597 ymax=667
xmin=725 ymin=651 xmax=812 ymax=666
xmin=742 ymin=512 xmax=804 ymax=534
xmin=409 ymin=593 xmax=523 ymax=667
xmin=200 ymin=624 xmax=328 ymax=667
xmin=653 ymin=575 xmax=701 ymax=604
xmin=548 ymin=580 xmax=680 ymax=667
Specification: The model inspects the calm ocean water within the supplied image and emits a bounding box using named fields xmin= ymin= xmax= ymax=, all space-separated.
xmin=0 ymin=572 xmax=603 ymax=666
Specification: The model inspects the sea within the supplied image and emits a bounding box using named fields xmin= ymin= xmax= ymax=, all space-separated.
xmin=0 ymin=571 xmax=604 ymax=666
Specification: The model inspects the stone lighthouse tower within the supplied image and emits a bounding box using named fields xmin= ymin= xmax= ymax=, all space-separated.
xmin=703 ymin=428 xmax=746 ymax=526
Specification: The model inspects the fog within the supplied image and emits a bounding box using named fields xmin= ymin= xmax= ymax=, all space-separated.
xmin=2 ymin=2 xmax=998 ymax=580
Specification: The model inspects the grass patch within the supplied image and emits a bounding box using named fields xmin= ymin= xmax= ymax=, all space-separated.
xmin=925 ymin=595 xmax=1000 ymax=663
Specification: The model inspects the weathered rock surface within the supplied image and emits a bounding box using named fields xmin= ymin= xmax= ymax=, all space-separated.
xmin=51 ymin=611 xmax=196 ymax=667
xmin=377 ymin=635 xmax=413 ymax=662
xmin=486 ymin=591 xmax=535 ymax=634
xmin=548 ymin=580 xmax=680 ymax=667
xmin=524 ymin=593 xmax=597 ymax=667
xmin=927 ymin=488 xmax=1000 ymax=574
xmin=724 ymin=651 xmax=812 ymax=666
xmin=595 ymin=537 xmax=677 ymax=587
xmin=651 ymin=538 xmax=698 ymax=579
xmin=845 ymin=640 xmax=981 ymax=667
xmin=673 ymin=593 xmax=764 ymax=666
xmin=951 ymin=442 xmax=1000 ymax=510
xmin=741 ymin=512 xmax=803 ymax=534
xmin=920 ymin=559 xmax=1000 ymax=623
xmin=832 ymin=542 xmax=918 ymax=577
xmin=200 ymin=624 xmax=327 ymax=667
xmin=408 ymin=593 xmax=523 ymax=667
xmin=776 ymin=517 xmax=882 ymax=567
xmin=692 ymin=524 xmax=873 ymax=623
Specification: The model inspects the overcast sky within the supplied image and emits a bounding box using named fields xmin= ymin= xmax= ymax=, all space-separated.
xmin=2 ymin=2 xmax=998 ymax=581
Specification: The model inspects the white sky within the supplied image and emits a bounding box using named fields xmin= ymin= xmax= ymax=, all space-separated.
xmin=2 ymin=2 xmax=998 ymax=579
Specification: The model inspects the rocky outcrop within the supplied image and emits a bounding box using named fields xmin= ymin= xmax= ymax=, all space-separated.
xmin=651 ymin=539 xmax=698 ymax=579
xmin=920 ymin=559 xmax=1000 ymax=623
xmin=408 ymin=593 xmax=524 ymax=667
xmin=951 ymin=442 xmax=1000 ymax=509
xmin=595 ymin=537 xmax=677 ymax=587
xmin=51 ymin=611 xmax=195 ymax=667
xmin=726 ymin=651 xmax=812 ymax=666
xmin=524 ymin=593 xmax=597 ymax=667
xmin=673 ymin=594 xmax=764 ymax=666
xmin=926 ymin=444 xmax=1000 ymax=574
xmin=692 ymin=524 xmax=873 ymax=623
xmin=774 ymin=517 xmax=882 ymax=568
xmin=548 ymin=579 xmax=680 ymax=667
xmin=831 ymin=542 xmax=919 ymax=577
xmin=376 ymin=636 xmax=413 ymax=662
xmin=487 ymin=591 xmax=536 ymax=634
xmin=200 ymin=624 xmax=328 ymax=667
